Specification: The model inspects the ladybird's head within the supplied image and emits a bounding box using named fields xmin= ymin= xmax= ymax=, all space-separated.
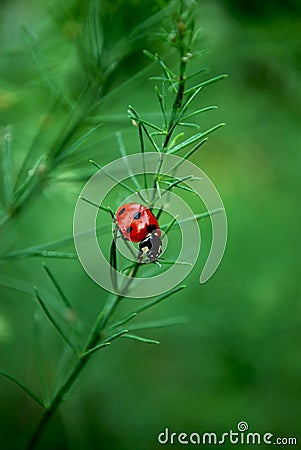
xmin=138 ymin=230 xmax=162 ymax=262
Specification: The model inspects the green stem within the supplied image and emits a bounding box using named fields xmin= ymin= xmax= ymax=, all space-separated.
xmin=26 ymin=296 xmax=119 ymax=449
xmin=0 ymin=81 xmax=102 ymax=233
xmin=151 ymin=54 xmax=187 ymax=205
xmin=26 ymin=264 xmax=140 ymax=450
xmin=162 ymin=57 xmax=187 ymax=153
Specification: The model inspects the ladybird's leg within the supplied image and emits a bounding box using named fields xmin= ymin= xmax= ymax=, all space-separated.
xmin=113 ymin=223 xmax=129 ymax=244
xmin=137 ymin=250 xmax=144 ymax=264
xmin=151 ymin=260 xmax=162 ymax=267
xmin=114 ymin=222 xmax=129 ymax=241
xmin=115 ymin=231 xmax=127 ymax=240
xmin=139 ymin=249 xmax=156 ymax=265
xmin=138 ymin=250 xmax=150 ymax=265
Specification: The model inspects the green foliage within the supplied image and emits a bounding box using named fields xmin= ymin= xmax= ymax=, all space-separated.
xmin=2 ymin=1 xmax=299 ymax=450
xmin=0 ymin=1 xmax=227 ymax=448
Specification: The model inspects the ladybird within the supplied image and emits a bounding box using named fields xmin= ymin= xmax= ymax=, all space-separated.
xmin=115 ymin=203 xmax=162 ymax=262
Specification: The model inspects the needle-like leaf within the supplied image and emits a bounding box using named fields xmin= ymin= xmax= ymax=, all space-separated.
xmin=122 ymin=334 xmax=160 ymax=345
xmin=160 ymin=180 xmax=196 ymax=193
xmin=125 ymin=317 xmax=187 ymax=332
xmin=162 ymin=214 xmax=179 ymax=234
xmin=136 ymin=124 xmax=148 ymax=192
xmin=82 ymin=330 xmax=129 ymax=356
xmin=128 ymin=106 xmax=160 ymax=153
xmin=168 ymin=123 xmax=225 ymax=154
xmin=128 ymin=115 xmax=163 ymax=133
xmin=34 ymin=288 xmax=78 ymax=353
xmin=178 ymin=122 xmax=200 ymax=129
xmin=55 ymin=123 xmax=101 ymax=163
xmin=43 ymin=264 xmax=72 ymax=309
xmin=185 ymin=66 xmax=209 ymax=80
xmin=158 ymin=260 xmax=192 ymax=266
xmin=0 ymin=222 xmax=111 ymax=260
xmin=33 ymin=304 xmax=48 ymax=404
xmin=103 ymin=329 xmax=129 ymax=344
xmin=167 ymin=138 xmax=208 ymax=174
xmin=13 ymin=154 xmax=45 ymax=205
xmin=0 ymin=275 xmax=33 ymax=296
xmin=179 ymin=208 xmax=224 ymax=224
xmin=2 ymin=128 xmax=13 ymax=208
xmin=184 ymin=74 xmax=228 ymax=95
xmin=0 ymin=369 xmax=45 ymax=407
xmin=107 ymin=313 xmax=138 ymax=331
xmin=129 ymin=284 xmax=186 ymax=315
xmin=90 ymin=159 xmax=136 ymax=194
xmin=144 ymin=50 xmax=177 ymax=92
xmin=160 ymin=175 xmax=195 ymax=197
xmin=80 ymin=196 xmax=114 ymax=217
xmin=81 ymin=342 xmax=111 ymax=357
xmin=42 ymin=263 xmax=81 ymax=341
xmin=181 ymin=105 xmax=217 ymax=121
xmin=2 ymin=249 xmax=77 ymax=260
xmin=116 ymin=132 xmax=142 ymax=192
xmin=155 ymin=85 xmax=167 ymax=128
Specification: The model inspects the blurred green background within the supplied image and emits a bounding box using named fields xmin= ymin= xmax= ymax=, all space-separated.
xmin=0 ymin=0 xmax=300 ymax=449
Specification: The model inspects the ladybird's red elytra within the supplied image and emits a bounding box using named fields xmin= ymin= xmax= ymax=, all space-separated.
xmin=115 ymin=202 xmax=162 ymax=262
xmin=115 ymin=203 xmax=160 ymax=242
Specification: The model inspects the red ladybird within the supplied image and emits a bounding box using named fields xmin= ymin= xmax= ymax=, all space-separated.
xmin=115 ymin=203 xmax=162 ymax=262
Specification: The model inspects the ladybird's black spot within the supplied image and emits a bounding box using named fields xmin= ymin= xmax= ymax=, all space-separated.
xmin=146 ymin=224 xmax=157 ymax=233
xmin=133 ymin=211 xmax=141 ymax=220
xmin=126 ymin=226 xmax=133 ymax=233
xmin=118 ymin=207 xmax=126 ymax=216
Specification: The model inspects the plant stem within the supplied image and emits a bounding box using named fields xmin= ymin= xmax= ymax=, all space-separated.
xmin=162 ymin=57 xmax=187 ymax=153
xmin=0 ymin=81 xmax=103 ymax=234
xmin=26 ymin=263 xmax=140 ymax=450
xmin=151 ymin=56 xmax=187 ymax=205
